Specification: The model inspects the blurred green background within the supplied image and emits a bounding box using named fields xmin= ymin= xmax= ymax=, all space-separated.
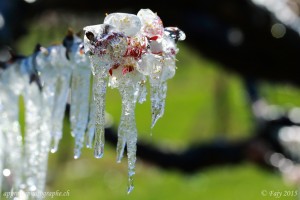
xmin=13 ymin=12 xmax=300 ymax=200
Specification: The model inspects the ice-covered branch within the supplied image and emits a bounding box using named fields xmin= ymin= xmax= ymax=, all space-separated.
xmin=0 ymin=8 xmax=184 ymax=196
xmin=83 ymin=9 xmax=185 ymax=192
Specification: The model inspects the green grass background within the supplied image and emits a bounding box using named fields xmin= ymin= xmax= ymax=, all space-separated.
xmin=12 ymin=14 xmax=300 ymax=199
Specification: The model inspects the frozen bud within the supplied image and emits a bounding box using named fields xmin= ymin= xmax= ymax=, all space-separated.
xmin=107 ymin=32 xmax=128 ymax=62
xmin=124 ymin=34 xmax=148 ymax=59
xmin=137 ymin=9 xmax=164 ymax=38
xmin=83 ymin=24 xmax=114 ymax=55
xmin=86 ymin=32 xmax=95 ymax=42
xmin=84 ymin=24 xmax=113 ymax=38
xmin=104 ymin=13 xmax=142 ymax=37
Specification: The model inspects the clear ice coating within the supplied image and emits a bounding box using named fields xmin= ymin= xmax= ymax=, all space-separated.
xmin=0 ymin=8 xmax=184 ymax=197
xmin=83 ymin=8 xmax=185 ymax=193
xmin=104 ymin=13 xmax=142 ymax=37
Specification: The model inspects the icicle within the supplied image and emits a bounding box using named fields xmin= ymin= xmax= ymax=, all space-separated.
xmin=143 ymin=27 xmax=184 ymax=127
xmin=68 ymin=35 xmax=92 ymax=158
xmin=107 ymin=57 xmax=143 ymax=193
xmin=137 ymin=9 xmax=165 ymax=128
xmin=150 ymin=80 xmax=167 ymax=128
xmin=112 ymin=72 xmax=139 ymax=193
xmin=71 ymin=70 xmax=90 ymax=156
xmin=50 ymin=75 xmax=70 ymax=153
xmin=107 ymin=59 xmax=139 ymax=163
xmin=70 ymin=68 xmax=91 ymax=158
xmin=0 ymin=62 xmax=27 ymax=192
xmin=83 ymin=24 xmax=113 ymax=158
xmin=119 ymin=86 xmax=138 ymax=193
xmin=148 ymin=55 xmax=175 ymax=128
xmin=137 ymin=53 xmax=165 ymax=128
xmin=92 ymin=61 xmax=109 ymax=158
xmin=50 ymin=46 xmax=73 ymax=153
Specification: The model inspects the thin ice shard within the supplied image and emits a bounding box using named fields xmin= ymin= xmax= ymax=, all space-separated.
xmin=50 ymin=46 xmax=72 ymax=153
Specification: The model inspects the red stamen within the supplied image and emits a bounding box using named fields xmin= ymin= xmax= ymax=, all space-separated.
xmin=149 ymin=36 xmax=159 ymax=41
xmin=122 ymin=65 xmax=134 ymax=75
xmin=108 ymin=63 xmax=120 ymax=76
